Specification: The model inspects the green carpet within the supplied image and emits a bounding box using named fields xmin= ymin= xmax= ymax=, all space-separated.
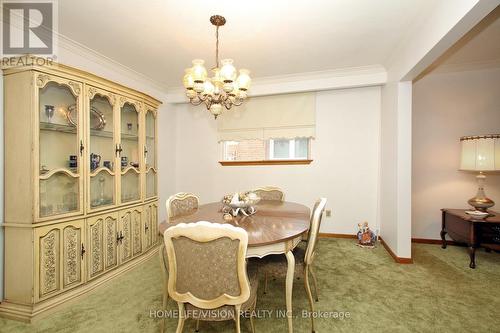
xmin=1 ymin=239 xmax=499 ymax=332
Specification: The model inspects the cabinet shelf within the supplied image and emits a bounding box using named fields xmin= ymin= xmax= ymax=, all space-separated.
xmin=40 ymin=122 xmax=138 ymax=141
xmin=120 ymin=133 xmax=139 ymax=141
xmin=40 ymin=122 xmax=77 ymax=134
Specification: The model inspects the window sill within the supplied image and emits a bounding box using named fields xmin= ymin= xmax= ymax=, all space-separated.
xmin=219 ymin=160 xmax=313 ymax=166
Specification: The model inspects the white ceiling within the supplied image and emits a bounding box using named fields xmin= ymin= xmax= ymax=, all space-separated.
xmin=58 ymin=0 xmax=437 ymax=88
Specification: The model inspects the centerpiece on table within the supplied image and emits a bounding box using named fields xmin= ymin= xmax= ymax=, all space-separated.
xmin=222 ymin=192 xmax=261 ymax=217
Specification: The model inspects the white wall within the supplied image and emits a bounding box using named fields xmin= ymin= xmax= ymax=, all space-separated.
xmin=412 ymin=67 xmax=500 ymax=239
xmin=380 ymin=82 xmax=412 ymax=259
xmin=157 ymin=106 xmax=176 ymax=221
xmin=378 ymin=0 xmax=496 ymax=259
xmin=168 ymin=87 xmax=381 ymax=235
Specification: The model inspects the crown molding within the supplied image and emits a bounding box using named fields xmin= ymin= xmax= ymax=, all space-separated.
xmin=166 ymin=65 xmax=387 ymax=104
xmin=56 ymin=32 xmax=169 ymax=96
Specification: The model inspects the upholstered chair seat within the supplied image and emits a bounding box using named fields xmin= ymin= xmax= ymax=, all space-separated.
xmin=161 ymin=192 xmax=200 ymax=332
xmin=258 ymin=247 xmax=307 ymax=277
xmin=163 ymin=221 xmax=258 ymax=333
xmin=184 ymin=264 xmax=259 ymax=322
xmin=166 ymin=192 xmax=200 ymax=220
xmin=252 ymin=186 xmax=285 ymax=201
xmin=257 ymin=198 xmax=327 ymax=333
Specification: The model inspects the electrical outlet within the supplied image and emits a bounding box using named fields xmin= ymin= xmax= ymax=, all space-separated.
xmin=325 ymin=209 xmax=331 ymax=217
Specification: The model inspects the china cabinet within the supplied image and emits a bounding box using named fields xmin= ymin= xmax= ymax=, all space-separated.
xmin=1 ymin=59 xmax=161 ymax=322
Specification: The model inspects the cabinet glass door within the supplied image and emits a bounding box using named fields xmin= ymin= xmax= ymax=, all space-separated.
xmin=88 ymin=88 xmax=116 ymax=210
xmin=38 ymin=76 xmax=83 ymax=219
xmin=119 ymin=101 xmax=141 ymax=203
xmin=145 ymin=109 xmax=157 ymax=198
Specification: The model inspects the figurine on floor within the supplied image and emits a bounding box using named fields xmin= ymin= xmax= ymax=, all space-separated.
xmin=356 ymin=221 xmax=377 ymax=248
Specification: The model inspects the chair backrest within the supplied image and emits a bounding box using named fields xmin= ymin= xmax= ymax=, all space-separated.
xmin=163 ymin=221 xmax=250 ymax=309
xmin=166 ymin=192 xmax=199 ymax=220
xmin=252 ymin=186 xmax=285 ymax=201
xmin=304 ymin=198 xmax=327 ymax=265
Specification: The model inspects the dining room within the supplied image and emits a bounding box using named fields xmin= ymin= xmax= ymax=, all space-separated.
xmin=1 ymin=1 xmax=500 ymax=333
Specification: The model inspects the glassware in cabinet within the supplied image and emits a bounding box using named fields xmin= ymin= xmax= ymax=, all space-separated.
xmin=87 ymin=88 xmax=117 ymax=210
xmin=119 ymin=100 xmax=141 ymax=203
xmin=37 ymin=77 xmax=83 ymax=219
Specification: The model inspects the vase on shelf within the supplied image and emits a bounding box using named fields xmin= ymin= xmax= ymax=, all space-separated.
xmin=45 ymin=105 xmax=55 ymax=123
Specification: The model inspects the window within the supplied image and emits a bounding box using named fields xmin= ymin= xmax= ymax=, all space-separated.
xmin=223 ymin=140 xmax=267 ymax=161
xmin=269 ymin=138 xmax=309 ymax=160
xmin=221 ymin=138 xmax=311 ymax=164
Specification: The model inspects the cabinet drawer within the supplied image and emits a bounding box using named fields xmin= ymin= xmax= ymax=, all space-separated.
xmin=478 ymin=224 xmax=500 ymax=245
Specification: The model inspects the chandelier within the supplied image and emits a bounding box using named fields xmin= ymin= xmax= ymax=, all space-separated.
xmin=182 ymin=15 xmax=251 ymax=119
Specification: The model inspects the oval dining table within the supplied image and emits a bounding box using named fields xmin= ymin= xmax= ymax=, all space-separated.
xmin=159 ymin=200 xmax=311 ymax=333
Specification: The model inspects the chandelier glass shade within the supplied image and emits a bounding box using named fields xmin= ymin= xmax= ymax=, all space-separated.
xmin=182 ymin=15 xmax=251 ymax=118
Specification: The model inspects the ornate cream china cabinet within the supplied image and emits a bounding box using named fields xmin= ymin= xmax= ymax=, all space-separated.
xmin=1 ymin=59 xmax=161 ymax=321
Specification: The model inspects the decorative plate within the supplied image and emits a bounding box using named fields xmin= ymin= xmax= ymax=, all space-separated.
xmin=67 ymin=104 xmax=106 ymax=130
xmin=465 ymin=210 xmax=489 ymax=219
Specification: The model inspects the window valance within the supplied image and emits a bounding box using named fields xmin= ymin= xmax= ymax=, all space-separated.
xmin=217 ymin=92 xmax=316 ymax=142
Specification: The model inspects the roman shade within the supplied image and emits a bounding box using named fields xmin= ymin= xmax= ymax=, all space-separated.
xmin=217 ymin=92 xmax=316 ymax=142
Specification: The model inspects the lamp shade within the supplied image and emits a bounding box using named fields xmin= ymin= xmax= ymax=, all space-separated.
xmin=460 ymin=135 xmax=500 ymax=171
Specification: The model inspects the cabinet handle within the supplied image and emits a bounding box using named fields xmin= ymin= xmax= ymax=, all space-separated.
xmin=116 ymin=231 xmax=125 ymax=244
xmin=79 ymin=140 xmax=84 ymax=156
xmin=81 ymin=243 xmax=86 ymax=260
xmin=145 ymin=224 xmax=149 ymax=233
xmin=115 ymin=144 xmax=123 ymax=157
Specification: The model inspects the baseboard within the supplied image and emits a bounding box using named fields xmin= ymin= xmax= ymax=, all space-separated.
xmin=319 ymin=233 xmax=413 ymax=264
xmin=411 ymin=238 xmax=461 ymax=246
xmin=379 ymin=237 xmax=413 ymax=264
xmin=318 ymin=233 xmax=357 ymax=239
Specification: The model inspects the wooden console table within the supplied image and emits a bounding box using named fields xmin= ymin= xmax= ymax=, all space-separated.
xmin=441 ymin=209 xmax=500 ymax=268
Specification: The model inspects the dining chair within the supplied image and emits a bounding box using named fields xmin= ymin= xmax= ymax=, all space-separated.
xmin=160 ymin=192 xmax=200 ymax=332
xmin=166 ymin=192 xmax=200 ymax=220
xmin=163 ymin=221 xmax=259 ymax=333
xmin=252 ymin=186 xmax=285 ymax=201
xmin=259 ymin=198 xmax=327 ymax=333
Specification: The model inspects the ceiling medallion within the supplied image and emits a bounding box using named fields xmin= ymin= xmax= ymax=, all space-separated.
xmin=182 ymin=15 xmax=251 ymax=119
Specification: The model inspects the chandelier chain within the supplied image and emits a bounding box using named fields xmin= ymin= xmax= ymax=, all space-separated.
xmin=215 ymin=25 xmax=220 ymax=68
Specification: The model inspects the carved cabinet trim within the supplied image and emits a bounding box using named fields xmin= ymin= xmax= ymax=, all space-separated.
xmin=34 ymin=220 xmax=84 ymax=302
xmin=87 ymin=212 xmax=119 ymax=281
xmin=119 ymin=206 xmax=143 ymax=264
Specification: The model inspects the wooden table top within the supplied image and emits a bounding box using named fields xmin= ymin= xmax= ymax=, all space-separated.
xmin=442 ymin=209 xmax=500 ymax=223
xmin=159 ymin=201 xmax=311 ymax=247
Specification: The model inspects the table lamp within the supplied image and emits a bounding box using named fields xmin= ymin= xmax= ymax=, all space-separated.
xmin=460 ymin=134 xmax=500 ymax=211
